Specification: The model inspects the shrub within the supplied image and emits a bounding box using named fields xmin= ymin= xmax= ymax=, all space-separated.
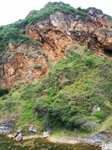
xmin=104 ymin=50 xmax=112 ymax=57
xmin=37 ymin=50 xmax=46 ymax=56
xmin=94 ymin=111 xmax=103 ymax=120
xmin=19 ymin=36 xmax=41 ymax=47
xmin=84 ymin=57 xmax=95 ymax=67
xmin=18 ymin=100 xmax=33 ymax=125
xmin=65 ymin=48 xmax=76 ymax=57
xmin=0 ymin=87 xmax=8 ymax=97
xmin=34 ymin=64 xmax=42 ymax=69
xmin=67 ymin=115 xmax=98 ymax=131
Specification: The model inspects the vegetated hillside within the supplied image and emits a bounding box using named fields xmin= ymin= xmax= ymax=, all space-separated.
xmin=0 ymin=45 xmax=112 ymax=133
xmin=0 ymin=2 xmax=112 ymax=134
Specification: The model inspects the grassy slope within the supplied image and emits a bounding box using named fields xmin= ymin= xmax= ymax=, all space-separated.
xmin=0 ymin=45 xmax=112 ymax=135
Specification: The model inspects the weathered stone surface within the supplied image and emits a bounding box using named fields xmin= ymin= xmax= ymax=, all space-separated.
xmin=28 ymin=125 xmax=37 ymax=133
xmin=0 ymin=123 xmax=13 ymax=135
xmin=27 ymin=11 xmax=112 ymax=57
xmin=0 ymin=44 xmax=48 ymax=89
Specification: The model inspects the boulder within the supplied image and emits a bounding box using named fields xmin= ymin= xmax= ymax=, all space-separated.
xmin=15 ymin=132 xmax=22 ymax=141
xmin=43 ymin=131 xmax=49 ymax=138
xmin=28 ymin=125 xmax=37 ymax=133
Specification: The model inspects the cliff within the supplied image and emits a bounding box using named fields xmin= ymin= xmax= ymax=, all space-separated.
xmin=0 ymin=4 xmax=112 ymax=89
xmin=0 ymin=43 xmax=48 ymax=89
xmin=0 ymin=2 xmax=112 ymax=137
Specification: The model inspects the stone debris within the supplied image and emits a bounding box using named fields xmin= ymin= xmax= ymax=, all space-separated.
xmin=15 ymin=132 xmax=22 ymax=141
xmin=0 ymin=123 xmax=13 ymax=135
xmin=43 ymin=131 xmax=49 ymax=138
xmin=12 ymin=127 xmax=23 ymax=141
xmin=28 ymin=125 xmax=37 ymax=133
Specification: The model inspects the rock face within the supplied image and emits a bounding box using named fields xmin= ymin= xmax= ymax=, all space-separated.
xmin=0 ymin=8 xmax=112 ymax=89
xmin=27 ymin=14 xmax=74 ymax=61
xmin=27 ymin=10 xmax=112 ymax=59
xmin=0 ymin=44 xmax=48 ymax=89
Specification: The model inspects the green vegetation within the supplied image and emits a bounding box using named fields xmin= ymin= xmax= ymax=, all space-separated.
xmin=100 ymin=29 xmax=112 ymax=35
xmin=84 ymin=57 xmax=95 ymax=67
xmin=87 ymin=7 xmax=103 ymax=14
xmin=0 ymin=26 xmax=41 ymax=52
xmin=93 ymin=111 xmax=103 ymax=120
xmin=105 ymin=14 xmax=112 ymax=22
xmin=14 ymin=2 xmax=88 ymax=28
xmin=34 ymin=64 xmax=42 ymax=69
xmin=98 ymin=116 xmax=112 ymax=133
xmin=0 ymin=46 xmax=112 ymax=133
xmin=0 ymin=87 xmax=8 ymax=97
xmin=104 ymin=50 xmax=112 ymax=57
xmin=18 ymin=36 xmax=41 ymax=46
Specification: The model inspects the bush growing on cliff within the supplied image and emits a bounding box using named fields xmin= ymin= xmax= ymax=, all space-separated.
xmin=34 ymin=64 xmax=42 ymax=69
xmin=0 ymin=25 xmax=41 ymax=52
xmin=0 ymin=87 xmax=8 ymax=97
xmin=19 ymin=36 xmax=41 ymax=46
xmin=94 ymin=111 xmax=104 ymax=120
xmin=84 ymin=57 xmax=95 ymax=67
xmin=26 ymin=3 xmax=88 ymax=25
